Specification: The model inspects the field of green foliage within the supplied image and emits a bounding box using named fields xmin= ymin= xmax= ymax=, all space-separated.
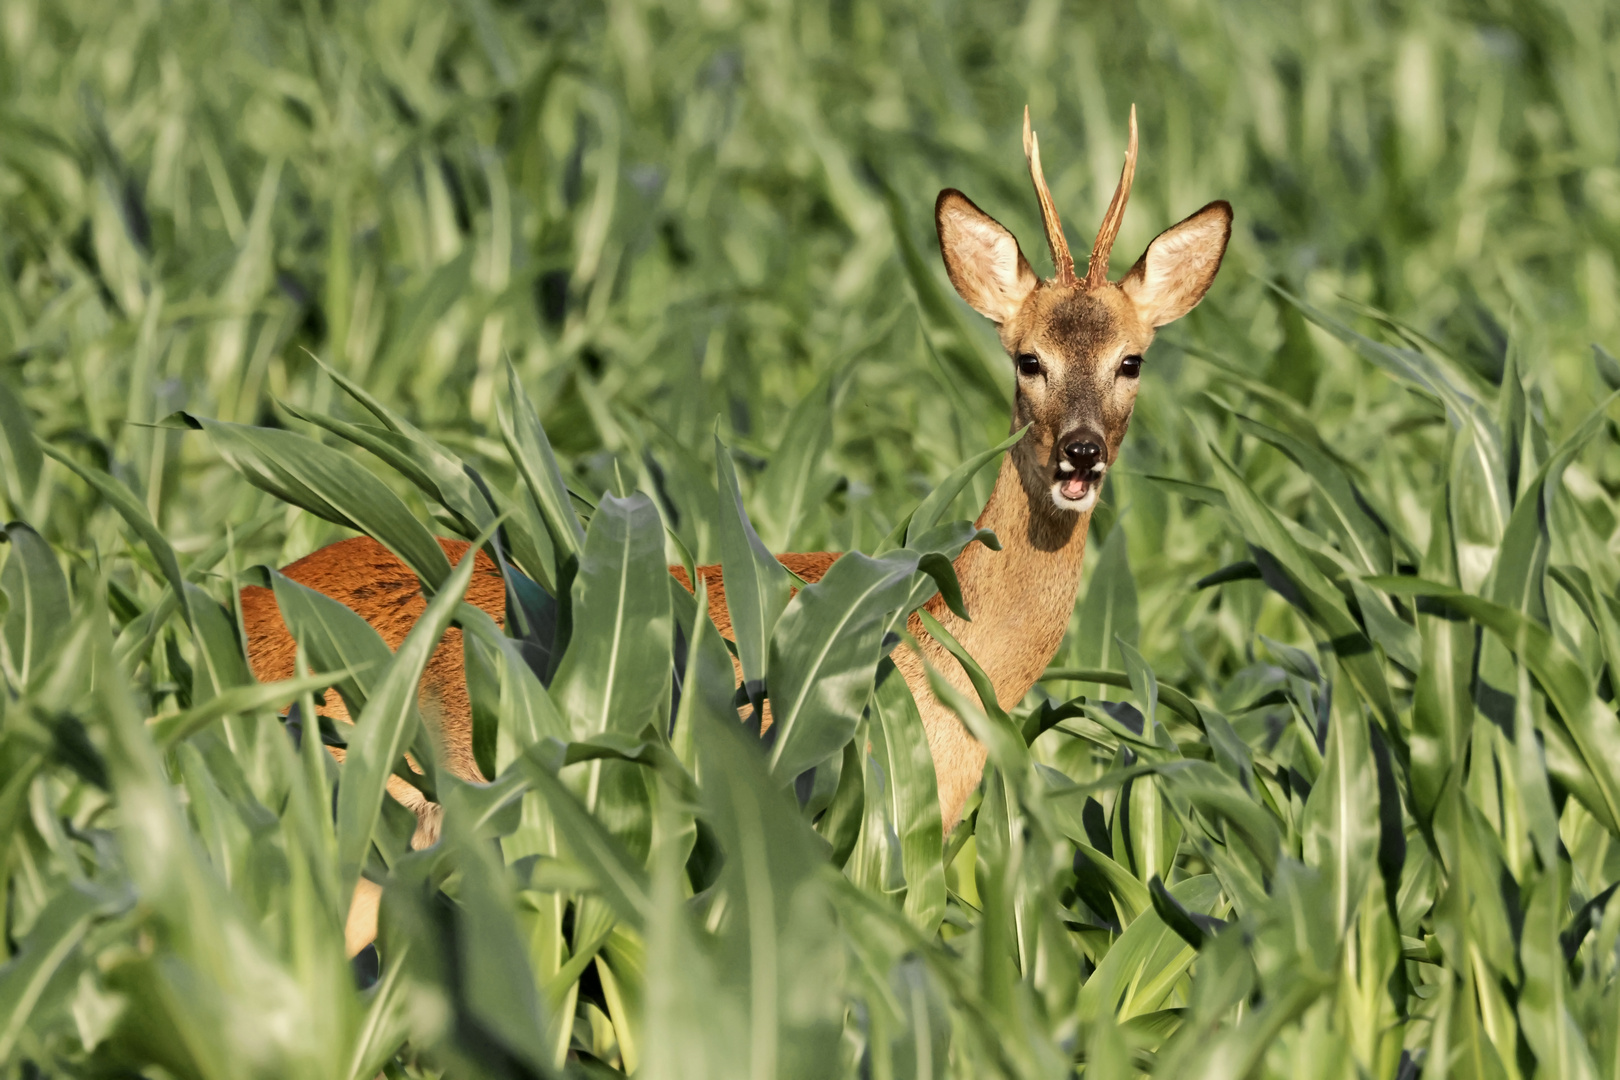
xmin=4 ymin=0 xmax=1620 ymax=1076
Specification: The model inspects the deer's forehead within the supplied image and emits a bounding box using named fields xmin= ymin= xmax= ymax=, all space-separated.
xmin=1018 ymin=287 xmax=1142 ymax=362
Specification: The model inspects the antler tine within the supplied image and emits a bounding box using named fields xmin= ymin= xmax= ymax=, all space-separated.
xmin=1084 ymin=103 xmax=1138 ymax=288
xmin=1023 ymin=105 xmax=1076 ymax=286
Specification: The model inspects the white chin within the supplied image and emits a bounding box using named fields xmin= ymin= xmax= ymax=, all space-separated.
xmin=1049 ymin=483 xmax=1100 ymax=513
xmin=1049 ymin=467 xmax=1105 ymax=513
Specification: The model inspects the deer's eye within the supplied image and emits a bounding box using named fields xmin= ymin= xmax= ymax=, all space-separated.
xmin=1016 ymin=354 xmax=1042 ymax=377
xmin=1120 ymin=354 xmax=1143 ymax=379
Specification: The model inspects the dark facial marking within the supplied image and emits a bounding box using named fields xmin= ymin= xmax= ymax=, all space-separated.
xmin=1041 ymin=291 xmax=1116 ymax=355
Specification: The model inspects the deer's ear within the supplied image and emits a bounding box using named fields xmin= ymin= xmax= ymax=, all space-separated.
xmin=936 ymin=189 xmax=1037 ymax=324
xmin=1120 ymin=200 xmax=1232 ymax=327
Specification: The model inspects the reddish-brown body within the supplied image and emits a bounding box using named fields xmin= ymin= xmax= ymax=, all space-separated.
xmin=239 ymin=536 xmax=838 ymax=811
xmin=667 ymin=552 xmax=840 ymax=644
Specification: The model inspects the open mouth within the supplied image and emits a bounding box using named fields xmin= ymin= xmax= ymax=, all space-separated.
xmin=1054 ymin=461 xmax=1105 ymax=504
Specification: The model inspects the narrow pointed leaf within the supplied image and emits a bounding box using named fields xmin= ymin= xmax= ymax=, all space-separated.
xmin=498 ymin=360 xmax=585 ymax=573
xmin=767 ymin=550 xmax=922 ymax=778
xmin=715 ymin=432 xmax=793 ymax=687
xmin=549 ymin=492 xmax=672 ymax=740
xmin=41 ymin=444 xmax=192 ymax=625
xmin=1 ymin=521 xmax=70 ymax=686
xmin=870 ymin=664 xmax=946 ymax=932
xmin=335 ymin=528 xmax=483 ymax=901
xmin=185 ymin=413 xmax=452 ymax=589
xmin=1373 ymin=575 xmax=1620 ymax=833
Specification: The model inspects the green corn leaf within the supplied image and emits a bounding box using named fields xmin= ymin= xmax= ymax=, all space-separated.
xmin=816 ymin=737 xmax=867 ymax=870
xmin=1409 ymin=486 xmax=1474 ymax=831
xmin=693 ymin=673 xmax=846 ymax=1078
xmin=345 ymin=941 xmax=414 ymax=1080
xmin=672 ymin=577 xmax=742 ymax=773
xmin=1348 ymin=578 xmax=1422 ymax=672
xmin=277 ymin=399 xmax=495 ymax=538
xmin=1500 ymin=349 xmax=1532 ymax=498
xmin=766 ymin=550 xmax=923 ymax=780
xmin=1234 ymin=412 xmax=1394 ymax=574
xmin=845 ymin=726 xmax=906 ymax=901
xmin=184 ymin=412 xmax=453 ymax=590
xmin=893 ymin=425 xmax=1028 ymax=551
xmin=1509 ymin=660 xmax=1562 ymax=872
xmin=915 ymin=610 xmax=1004 ymax=725
xmin=559 ymin=731 xmax=700 ymax=805
xmin=1056 ymin=824 xmax=1152 ymax=927
xmin=41 ymin=444 xmax=192 ymax=626
xmin=0 ymin=377 xmax=41 ymax=505
xmin=1149 ymin=876 xmax=1226 ymax=951
xmin=641 ymin=762 xmax=742 ymax=1080
xmin=1199 ymin=423 xmax=1404 ymax=751
xmin=436 ymin=782 xmax=559 ymax=1075
xmin=1077 ymin=875 xmax=1222 ymax=1021
xmin=880 ymin=185 xmax=1009 ymax=411
xmin=1299 ymin=700 xmax=1378 ymax=933
xmin=1517 ymin=870 xmax=1602 ymax=1080
xmin=1122 ymin=768 xmax=1183 ymax=888
xmin=498 ymin=359 xmax=586 ymax=577
xmin=181 ymin=583 xmax=252 ymax=702
xmin=1116 ymin=637 xmax=1159 ymax=731
xmin=549 ymin=492 xmax=673 ymax=742
xmin=1423 ymin=951 xmax=1513 ymax=1080
xmin=1550 ymin=565 xmax=1620 ymax=695
xmin=754 ymin=365 xmax=845 ymax=552
xmin=1037 ymin=665 xmax=1205 ymax=728
xmin=0 ymin=885 xmax=101 ymax=1063
xmin=885 ymin=520 xmax=997 ymax=633
xmin=1277 ymin=287 xmax=1512 ymax=586
xmin=1160 ymin=760 xmax=1284 ymax=881
xmin=714 ymin=431 xmax=794 ymax=690
xmin=544 ymin=494 xmax=669 ymax=888
xmin=1170 ymin=870 xmax=1338 ymax=1079
xmin=151 ymin=667 xmax=362 ymax=746
xmin=1448 ymin=421 xmax=1511 ymax=595
xmin=1487 ymin=388 xmax=1619 ymax=624
xmin=1066 ymin=525 xmax=1139 ymax=702
xmin=1141 ymin=473 xmax=1229 ymax=510
xmin=458 ymin=602 xmax=570 ymax=755
xmin=870 ymin=663 xmax=946 ymax=933
xmin=1372 ymin=575 xmax=1620 ymax=834
xmin=264 ymin=568 xmax=394 ymax=716
xmin=499 ymin=481 xmax=562 ymax=596
xmin=334 ymin=525 xmax=484 ymax=903
xmin=922 ymin=662 xmax=1028 ymax=778
xmin=308 ymin=353 xmax=498 ymax=527
xmin=1 ymin=521 xmax=70 ymax=688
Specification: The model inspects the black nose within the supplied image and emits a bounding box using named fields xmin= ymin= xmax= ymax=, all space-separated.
xmin=1063 ymin=441 xmax=1103 ymax=471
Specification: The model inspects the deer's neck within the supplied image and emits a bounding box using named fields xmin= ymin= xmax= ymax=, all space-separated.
xmin=901 ymin=452 xmax=1092 ymax=828
xmin=947 ymin=453 xmax=1091 ymax=702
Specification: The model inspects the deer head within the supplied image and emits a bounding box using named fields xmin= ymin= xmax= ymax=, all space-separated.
xmin=936 ymin=107 xmax=1231 ymax=518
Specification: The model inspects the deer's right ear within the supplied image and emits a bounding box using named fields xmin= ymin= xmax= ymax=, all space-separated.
xmin=936 ymin=190 xmax=1037 ymax=325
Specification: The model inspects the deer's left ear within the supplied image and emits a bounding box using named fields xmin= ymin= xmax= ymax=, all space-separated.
xmin=1120 ymin=201 xmax=1232 ymax=327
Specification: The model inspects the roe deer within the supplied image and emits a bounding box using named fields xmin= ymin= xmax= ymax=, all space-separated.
xmin=241 ymin=107 xmax=1231 ymax=954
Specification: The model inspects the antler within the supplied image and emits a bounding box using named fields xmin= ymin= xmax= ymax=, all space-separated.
xmin=1023 ymin=106 xmax=1076 ymax=286
xmin=1084 ymin=104 xmax=1138 ymax=288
